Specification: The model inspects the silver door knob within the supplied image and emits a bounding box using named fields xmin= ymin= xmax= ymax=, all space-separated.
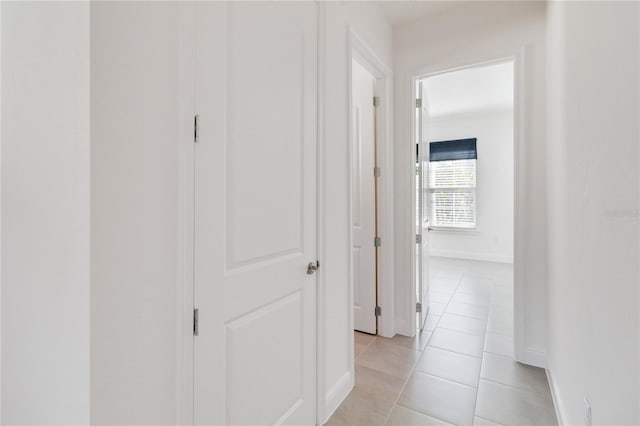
xmin=307 ymin=261 xmax=320 ymax=275
xmin=427 ymin=226 xmax=434 ymax=232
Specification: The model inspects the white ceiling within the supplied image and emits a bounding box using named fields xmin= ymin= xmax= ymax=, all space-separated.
xmin=422 ymin=61 xmax=514 ymax=118
xmin=376 ymin=1 xmax=469 ymax=26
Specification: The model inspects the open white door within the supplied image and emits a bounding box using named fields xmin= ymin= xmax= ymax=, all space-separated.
xmin=416 ymin=81 xmax=431 ymax=330
xmin=193 ymin=3 xmax=317 ymax=425
xmin=352 ymin=59 xmax=377 ymax=334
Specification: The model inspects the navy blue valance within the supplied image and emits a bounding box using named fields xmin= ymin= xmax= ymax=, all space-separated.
xmin=429 ymin=138 xmax=477 ymax=162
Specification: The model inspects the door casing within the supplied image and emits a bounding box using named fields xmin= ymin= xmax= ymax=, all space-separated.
xmin=348 ymin=28 xmax=395 ymax=340
xmin=404 ymin=50 xmax=526 ymax=365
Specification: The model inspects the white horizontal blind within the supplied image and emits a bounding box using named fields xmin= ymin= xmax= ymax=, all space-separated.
xmin=428 ymin=159 xmax=476 ymax=228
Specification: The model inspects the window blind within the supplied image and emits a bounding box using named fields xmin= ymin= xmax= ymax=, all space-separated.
xmin=427 ymin=157 xmax=477 ymax=228
xmin=429 ymin=138 xmax=477 ymax=162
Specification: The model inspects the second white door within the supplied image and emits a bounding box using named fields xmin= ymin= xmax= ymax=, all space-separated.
xmin=352 ymin=59 xmax=377 ymax=334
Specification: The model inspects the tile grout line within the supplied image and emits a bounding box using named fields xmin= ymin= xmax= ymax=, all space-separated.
xmin=474 ymin=414 xmax=506 ymax=426
xmin=343 ymin=261 xmax=529 ymax=426
xmin=469 ymin=277 xmax=493 ymax=424
xmin=478 ymin=377 xmax=550 ymax=396
xmin=380 ymin=268 xmax=468 ymax=426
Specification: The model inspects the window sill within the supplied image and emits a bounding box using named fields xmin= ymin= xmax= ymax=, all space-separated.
xmin=430 ymin=226 xmax=479 ymax=235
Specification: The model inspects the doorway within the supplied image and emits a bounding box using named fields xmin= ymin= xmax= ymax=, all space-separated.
xmin=351 ymin=58 xmax=379 ymax=335
xmin=413 ymin=60 xmax=517 ymax=353
xmin=348 ymin=32 xmax=394 ymax=340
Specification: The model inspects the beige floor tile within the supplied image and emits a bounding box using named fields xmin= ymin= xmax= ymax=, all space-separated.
xmin=339 ymin=384 xmax=396 ymax=417
xmin=425 ymin=314 xmax=441 ymax=331
xmin=485 ymin=317 xmax=513 ymax=337
xmin=429 ymin=328 xmax=484 ymax=358
xmin=325 ymin=392 xmax=387 ymax=426
xmin=473 ymin=416 xmax=503 ymax=425
xmin=334 ymin=260 xmax=556 ymax=426
xmin=483 ymin=333 xmax=513 ymax=357
xmin=475 ymin=380 xmax=557 ymax=426
xmin=490 ymin=295 xmax=512 ymax=307
xmin=431 ymin=291 xmax=454 ymax=304
xmin=452 ymin=292 xmax=491 ymax=306
xmin=355 ymin=342 xmax=370 ymax=359
xmin=385 ymin=405 xmax=453 ymax=426
xmin=430 ymin=273 xmax=460 ymax=284
xmin=480 ymin=353 xmax=551 ymax=396
xmin=429 ymin=302 xmax=447 ymax=316
xmin=415 ymin=346 xmax=481 ymax=387
xmin=488 ymin=306 xmax=512 ymax=323
xmin=355 ymin=331 xmax=376 ymax=346
xmin=355 ymin=364 xmax=406 ymax=397
xmin=398 ymin=372 xmax=476 ymax=425
xmin=430 ymin=282 xmax=459 ymax=294
xmin=457 ymin=278 xmax=493 ymax=294
xmin=438 ymin=313 xmax=487 ymax=336
xmin=380 ymin=329 xmax=432 ymax=351
xmin=446 ymin=302 xmax=489 ymax=320
xmin=356 ymin=339 xmax=421 ymax=379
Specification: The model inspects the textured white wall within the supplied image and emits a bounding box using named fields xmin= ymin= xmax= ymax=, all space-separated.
xmin=320 ymin=2 xmax=393 ymax=422
xmin=90 ymin=3 xmax=180 ymax=424
xmin=1 ymin=2 xmax=90 ymax=423
xmin=546 ymin=2 xmax=639 ymax=424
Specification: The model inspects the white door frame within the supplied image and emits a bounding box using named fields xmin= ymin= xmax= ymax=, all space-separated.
xmin=177 ymin=2 xmax=195 ymax=424
xmin=403 ymin=47 xmax=527 ymax=362
xmin=348 ymin=28 xmax=395 ymax=340
xmin=315 ymin=24 xmax=395 ymax=425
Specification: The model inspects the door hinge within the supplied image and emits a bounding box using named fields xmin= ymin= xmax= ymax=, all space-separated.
xmin=416 ymin=98 xmax=422 ymax=108
xmin=375 ymin=306 xmax=382 ymax=317
xmin=373 ymin=166 xmax=381 ymax=177
xmin=307 ymin=260 xmax=320 ymax=275
xmin=194 ymin=114 xmax=199 ymax=143
xmin=416 ymin=302 xmax=422 ymax=313
xmin=374 ymin=236 xmax=382 ymax=247
xmin=373 ymin=96 xmax=380 ymax=107
xmin=416 ymin=234 xmax=422 ymax=244
xmin=193 ymin=308 xmax=199 ymax=336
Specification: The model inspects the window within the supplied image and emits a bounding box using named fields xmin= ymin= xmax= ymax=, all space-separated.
xmin=427 ymin=139 xmax=477 ymax=229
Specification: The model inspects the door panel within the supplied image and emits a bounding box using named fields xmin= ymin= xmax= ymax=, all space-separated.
xmin=416 ymin=81 xmax=431 ymax=330
xmin=351 ymin=59 xmax=377 ymax=334
xmin=194 ymin=3 xmax=317 ymax=425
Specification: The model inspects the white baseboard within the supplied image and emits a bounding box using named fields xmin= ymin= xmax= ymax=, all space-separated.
xmin=546 ymin=368 xmax=565 ymax=425
xmin=430 ymin=249 xmax=513 ymax=264
xmin=516 ymin=347 xmax=547 ymax=369
xmin=394 ymin=318 xmax=413 ymax=338
xmin=323 ymin=371 xmax=353 ymax=425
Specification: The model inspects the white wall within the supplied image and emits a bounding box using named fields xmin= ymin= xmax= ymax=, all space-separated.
xmin=394 ymin=2 xmax=548 ymax=366
xmin=428 ymin=110 xmax=514 ymax=263
xmin=546 ymin=2 xmax=639 ymax=424
xmin=1 ymin=2 xmax=90 ymax=423
xmin=320 ymin=2 xmax=393 ymax=422
xmin=90 ymin=3 xmax=180 ymax=424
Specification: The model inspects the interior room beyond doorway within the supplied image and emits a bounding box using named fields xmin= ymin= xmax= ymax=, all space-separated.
xmin=415 ymin=60 xmax=516 ymax=335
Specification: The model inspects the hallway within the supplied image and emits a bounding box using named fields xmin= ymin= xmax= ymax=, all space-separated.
xmin=327 ymin=258 xmax=557 ymax=425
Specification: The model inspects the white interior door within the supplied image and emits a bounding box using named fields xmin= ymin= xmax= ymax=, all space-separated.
xmin=352 ymin=59 xmax=377 ymax=334
xmin=193 ymin=3 xmax=318 ymax=425
xmin=416 ymin=81 xmax=431 ymax=330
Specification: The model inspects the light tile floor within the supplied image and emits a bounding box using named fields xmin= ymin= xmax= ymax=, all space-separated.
xmin=326 ymin=257 xmax=557 ymax=426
